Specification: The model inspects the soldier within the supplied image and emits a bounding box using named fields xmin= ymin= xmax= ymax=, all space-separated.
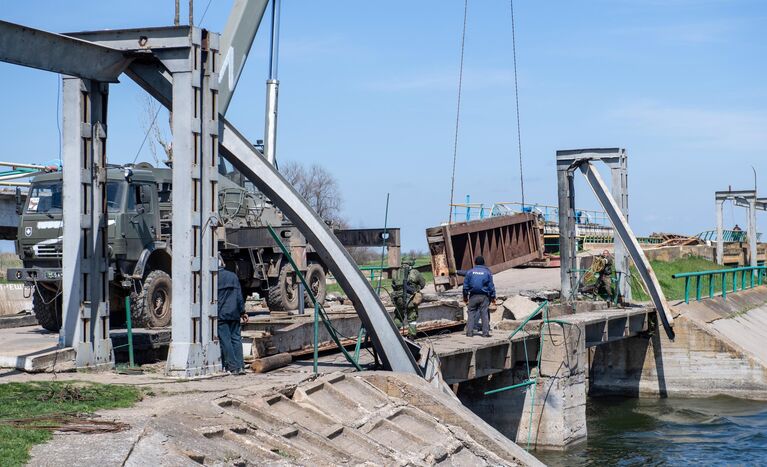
xmin=596 ymin=249 xmax=614 ymax=301
xmin=392 ymin=259 xmax=426 ymax=337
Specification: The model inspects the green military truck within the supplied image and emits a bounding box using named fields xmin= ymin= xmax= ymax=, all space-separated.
xmin=9 ymin=162 xmax=328 ymax=332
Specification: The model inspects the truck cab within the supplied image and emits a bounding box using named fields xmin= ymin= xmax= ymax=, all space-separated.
xmin=11 ymin=166 xmax=171 ymax=331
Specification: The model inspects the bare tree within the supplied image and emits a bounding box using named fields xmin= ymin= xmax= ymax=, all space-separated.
xmin=140 ymin=95 xmax=172 ymax=165
xmin=282 ymin=161 xmax=374 ymax=264
xmin=281 ymin=161 xmax=343 ymax=224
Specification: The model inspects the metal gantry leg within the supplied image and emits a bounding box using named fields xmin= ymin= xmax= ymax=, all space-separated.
xmin=609 ymin=150 xmax=631 ymax=301
xmin=748 ymin=198 xmax=758 ymax=273
xmin=61 ymin=77 xmax=113 ymax=369
xmin=556 ymin=160 xmax=577 ymax=302
xmin=166 ymin=29 xmax=222 ymax=377
xmin=716 ymin=198 xmax=724 ymax=265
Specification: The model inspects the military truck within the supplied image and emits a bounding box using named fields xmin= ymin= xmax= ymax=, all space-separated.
xmin=9 ymin=162 xmax=328 ymax=331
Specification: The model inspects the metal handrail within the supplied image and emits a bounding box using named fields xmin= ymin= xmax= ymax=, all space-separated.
xmin=672 ymin=266 xmax=767 ymax=303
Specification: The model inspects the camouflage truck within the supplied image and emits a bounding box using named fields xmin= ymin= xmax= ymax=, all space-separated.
xmin=9 ymin=162 xmax=328 ymax=331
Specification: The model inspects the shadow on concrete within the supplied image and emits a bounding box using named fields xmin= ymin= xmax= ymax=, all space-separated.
xmin=588 ymin=315 xmax=667 ymax=398
xmin=455 ymin=368 xmax=529 ymax=442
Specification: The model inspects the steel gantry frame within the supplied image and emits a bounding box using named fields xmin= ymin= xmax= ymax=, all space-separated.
xmin=557 ymin=149 xmax=631 ymax=302
xmin=0 ymin=1 xmax=423 ymax=376
xmin=715 ymin=189 xmax=764 ymax=270
xmin=557 ymin=148 xmax=675 ymax=339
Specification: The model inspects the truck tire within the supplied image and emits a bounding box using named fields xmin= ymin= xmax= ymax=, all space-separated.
xmin=133 ymin=270 xmax=172 ymax=328
xmin=305 ymin=263 xmax=327 ymax=305
xmin=33 ymin=287 xmax=62 ymax=332
xmin=266 ymin=265 xmax=299 ymax=311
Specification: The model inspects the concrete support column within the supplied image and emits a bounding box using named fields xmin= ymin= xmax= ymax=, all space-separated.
xmin=716 ymin=199 xmax=724 ymax=265
xmin=557 ymin=163 xmax=577 ymax=302
xmin=610 ymin=151 xmax=631 ymax=301
xmin=518 ymin=322 xmax=587 ymax=448
xmin=60 ymin=77 xmax=113 ymax=369
xmin=166 ymin=28 xmax=222 ymax=376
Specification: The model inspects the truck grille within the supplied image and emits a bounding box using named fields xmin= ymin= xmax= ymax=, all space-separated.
xmin=34 ymin=244 xmax=62 ymax=258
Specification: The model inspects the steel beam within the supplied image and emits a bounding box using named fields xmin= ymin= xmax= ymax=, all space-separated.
xmin=0 ymin=20 xmax=130 ymax=82
xmin=577 ymin=162 xmax=675 ymax=339
xmin=60 ymin=77 xmax=113 ymax=368
xmin=219 ymin=119 xmax=422 ymax=375
xmin=556 ymin=159 xmax=577 ymax=301
xmin=165 ymin=29 xmax=222 ymax=377
xmin=66 ymin=26 xmax=192 ymax=51
xmin=219 ymin=0 xmax=270 ymax=114
xmin=716 ymin=198 xmax=724 ymax=264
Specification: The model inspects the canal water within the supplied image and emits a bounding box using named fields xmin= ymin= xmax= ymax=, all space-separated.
xmin=535 ymin=396 xmax=767 ymax=466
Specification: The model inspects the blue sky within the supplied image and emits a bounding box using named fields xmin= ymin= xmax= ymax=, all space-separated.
xmin=1 ymin=0 xmax=765 ymax=250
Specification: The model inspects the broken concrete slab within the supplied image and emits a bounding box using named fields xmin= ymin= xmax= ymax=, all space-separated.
xmin=500 ymin=295 xmax=540 ymax=321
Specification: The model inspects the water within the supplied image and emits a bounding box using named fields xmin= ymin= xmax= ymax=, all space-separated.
xmin=535 ymin=396 xmax=767 ymax=466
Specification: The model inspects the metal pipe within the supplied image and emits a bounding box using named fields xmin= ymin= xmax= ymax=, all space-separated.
xmin=313 ymin=301 xmax=319 ymax=374
xmin=297 ymin=281 xmax=305 ymax=315
xmin=0 ymin=161 xmax=51 ymax=170
xmin=125 ymin=296 xmax=135 ymax=367
xmin=267 ymin=0 xmax=281 ymax=81
xmin=263 ymin=0 xmax=281 ymax=166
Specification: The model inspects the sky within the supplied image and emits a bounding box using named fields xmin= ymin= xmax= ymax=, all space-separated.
xmin=1 ymin=0 xmax=766 ymax=251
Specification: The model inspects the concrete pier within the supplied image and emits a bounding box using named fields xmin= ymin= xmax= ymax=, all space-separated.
xmin=429 ymin=306 xmax=655 ymax=449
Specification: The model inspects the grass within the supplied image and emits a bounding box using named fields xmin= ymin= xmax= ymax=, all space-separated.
xmin=0 ymin=381 xmax=142 ymax=466
xmin=629 ymin=255 xmax=737 ymax=302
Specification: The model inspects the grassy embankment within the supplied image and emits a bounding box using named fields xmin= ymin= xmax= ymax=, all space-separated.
xmin=327 ymin=256 xmax=433 ymax=297
xmin=0 ymin=381 xmax=143 ymax=466
xmin=630 ymin=255 xmax=738 ymax=302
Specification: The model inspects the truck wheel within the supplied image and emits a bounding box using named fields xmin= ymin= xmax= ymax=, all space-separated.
xmin=266 ymin=265 xmax=299 ymax=311
xmin=134 ymin=270 xmax=172 ymax=328
xmin=33 ymin=287 xmax=62 ymax=332
xmin=305 ymin=263 xmax=327 ymax=306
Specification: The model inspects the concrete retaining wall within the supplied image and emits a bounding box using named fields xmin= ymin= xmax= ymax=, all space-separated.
xmin=643 ymin=245 xmax=715 ymax=262
xmin=0 ymin=282 xmax=31 ymax=316
xmin=589 ymin=287 xmax=767 ymax=400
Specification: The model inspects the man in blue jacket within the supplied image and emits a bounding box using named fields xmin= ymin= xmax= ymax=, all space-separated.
xmin=462 ymin=256 xmax=496 ymax=337
xmin=218 ymin=261 xmax=248 ymax=374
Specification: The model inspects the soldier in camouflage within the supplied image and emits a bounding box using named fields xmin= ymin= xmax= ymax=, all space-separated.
xmin=392 ymin=259 xmax=426 ymax=337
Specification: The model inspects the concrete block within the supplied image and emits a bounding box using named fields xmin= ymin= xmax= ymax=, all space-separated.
xmin=500 ymin=295 xmax=539 ymax=321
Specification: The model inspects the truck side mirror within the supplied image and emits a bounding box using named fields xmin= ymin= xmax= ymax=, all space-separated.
xmin=15 ymin=187 xmax=22 ymax=215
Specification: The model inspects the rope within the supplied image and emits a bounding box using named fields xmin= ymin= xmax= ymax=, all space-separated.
xmin=448 ymin=0 xmax=469 ymax=223
xmin=198 ymin=0 xmax=214 ymax=26
xmin=132 ymin=107 xmax=161 ymax=165
xmin=509 ymin=0 xmax=526 ymax=207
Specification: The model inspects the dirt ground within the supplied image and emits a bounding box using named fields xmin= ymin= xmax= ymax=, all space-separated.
xmin=422 ymin=266 xmax=560 ymax=297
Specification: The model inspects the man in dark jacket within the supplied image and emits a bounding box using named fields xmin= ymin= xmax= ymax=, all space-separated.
xmin=218 ymin=263 xmax=247 ymax=374
xmin=462 ymin=256 xmax=496 ymax=337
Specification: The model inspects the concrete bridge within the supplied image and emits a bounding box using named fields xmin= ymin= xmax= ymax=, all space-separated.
xmin=421 ymin=305 xmax=657 ymax=450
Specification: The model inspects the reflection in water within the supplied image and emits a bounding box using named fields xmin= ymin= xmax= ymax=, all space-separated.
xmin=535 ymin=396 xmax=767 ymax=466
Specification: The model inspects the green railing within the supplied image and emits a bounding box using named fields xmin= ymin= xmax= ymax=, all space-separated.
xmin=696 ymin=230 xmax=762 ymax=242
xmin=672 ymin=266 xmax=767 ymax=304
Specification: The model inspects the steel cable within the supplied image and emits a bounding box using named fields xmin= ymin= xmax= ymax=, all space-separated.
xmin=448 ymin=0 xmax=469 ymax=223
xmin=510 ymin=0 xmax=526 ymax=208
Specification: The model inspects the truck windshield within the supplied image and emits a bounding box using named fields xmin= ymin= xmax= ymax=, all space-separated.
xmin=26 ymin=182 xmax=124 ymax=214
